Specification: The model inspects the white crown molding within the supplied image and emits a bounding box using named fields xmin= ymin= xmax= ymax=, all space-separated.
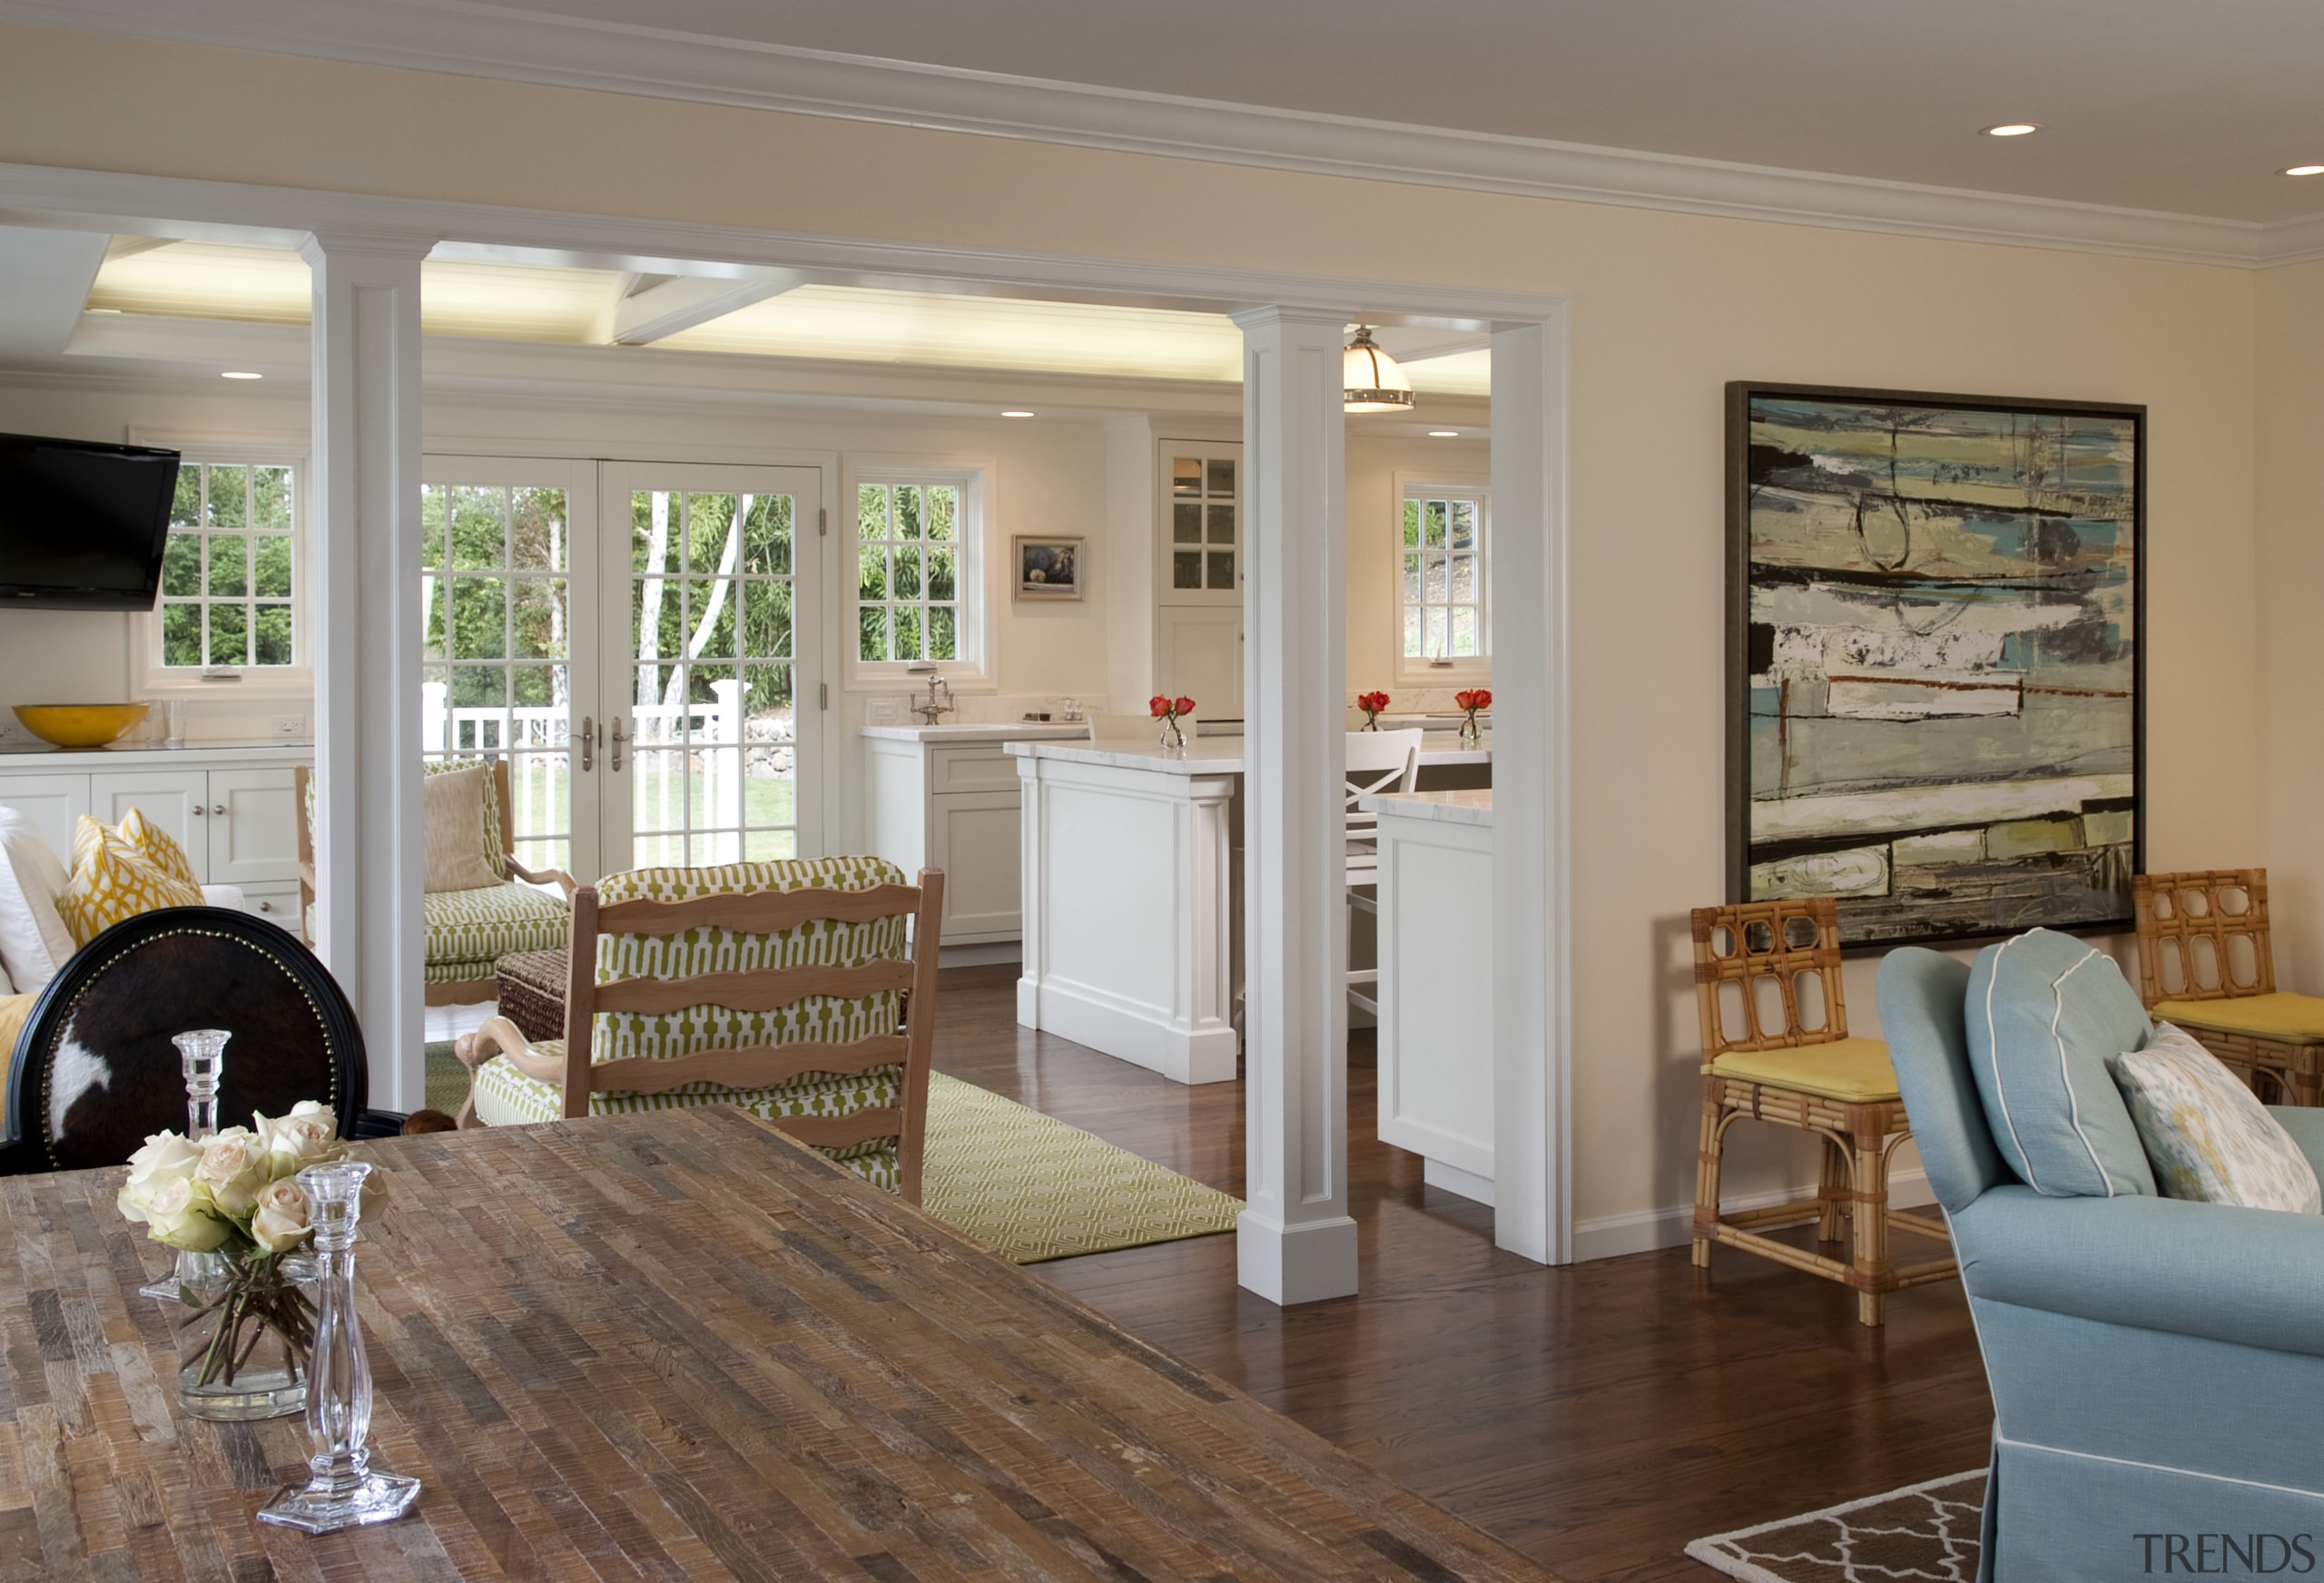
xmin=5 ymin=0 xmax=2324 ymax=268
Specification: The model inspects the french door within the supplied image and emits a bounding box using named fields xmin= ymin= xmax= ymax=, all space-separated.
xmin=420 ymin=457 xmax=825 ymax=883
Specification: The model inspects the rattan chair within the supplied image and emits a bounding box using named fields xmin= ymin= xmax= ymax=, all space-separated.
xmin=2132 ymin=869 xmax=2324 ymax=1106
xmin=1690 ymin=898 xmax=1956 ymax=1326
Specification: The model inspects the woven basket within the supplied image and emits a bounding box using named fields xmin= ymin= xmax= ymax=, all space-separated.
xmin=494 ymin=949 xmax=569 ymax=1043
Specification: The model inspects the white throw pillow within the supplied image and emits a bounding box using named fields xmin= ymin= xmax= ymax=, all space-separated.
xmin=0 ymin=806 xmax=78 ymax=993
xmin=2107 ymin=1022 xmax=2323 ymax=1214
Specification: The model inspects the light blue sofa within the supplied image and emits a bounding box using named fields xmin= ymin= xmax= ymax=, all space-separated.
xmin=1879 ymin=944 xmax=2324 ymax=1581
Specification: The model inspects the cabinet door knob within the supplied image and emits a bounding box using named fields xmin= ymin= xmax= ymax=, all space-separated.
xmin=192 ymin=806 xmax=206 ymax=817
xmin=257 ymin=900 xmax=274 ymax=912
xmin=212 ymin=804 xmax=226 ymax=815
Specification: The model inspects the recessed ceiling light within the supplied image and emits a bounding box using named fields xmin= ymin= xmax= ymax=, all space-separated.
xmin=1982 ymin=123 xmax=2040 ymax=138
xmin=220 ymin=370 xmax=263 ymax=380
xmin=1428 ymin=430 xmax=1461 ymax=438
xmin=1000 ymin=408 xmax=1035 ymax=418
xmin=2284 ymin=164 xmax=2324 ymax=178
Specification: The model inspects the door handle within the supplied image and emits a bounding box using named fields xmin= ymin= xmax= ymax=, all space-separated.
xmin=579 ymin=715 xmax=594 ymax=772
xmin=610 ymin=717 xmax=626 ymax=772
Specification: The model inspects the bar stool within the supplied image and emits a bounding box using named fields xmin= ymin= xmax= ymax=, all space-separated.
xmin=1345 ymin=729 xmax=1423 ymax=1016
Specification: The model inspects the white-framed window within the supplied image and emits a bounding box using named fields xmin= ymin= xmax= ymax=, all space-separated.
xmin=845 ymin=459 xmax=991 ymax=687
xmin=135 ymin=440 xmax=310 ymax=698
xmin=1394 ymin=475 xmax=1490 ymax=687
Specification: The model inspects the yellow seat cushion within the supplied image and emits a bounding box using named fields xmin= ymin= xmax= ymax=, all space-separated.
xmin=2153 ymin=993 xmax=2324 ymax=1046
xmin=1707 ymin=1036 xmax=1900 ymax=1102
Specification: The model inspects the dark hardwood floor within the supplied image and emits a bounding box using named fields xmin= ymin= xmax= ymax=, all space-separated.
xmin=929 ymin=964 xmax=1993 ymax=1583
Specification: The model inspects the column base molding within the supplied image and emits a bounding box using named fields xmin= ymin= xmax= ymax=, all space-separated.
xmin=1236 ymin=1210 xmax=1358 ymax=1305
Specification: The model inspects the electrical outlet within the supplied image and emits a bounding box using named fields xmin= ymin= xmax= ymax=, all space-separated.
xmin=270 ymin=714 xmax=304 ymax=737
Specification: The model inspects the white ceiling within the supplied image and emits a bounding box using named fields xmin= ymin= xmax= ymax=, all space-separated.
xmin=459 ymin=0 xmax=2324 ymax=222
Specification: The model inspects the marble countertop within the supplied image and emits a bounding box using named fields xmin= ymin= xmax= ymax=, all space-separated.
xmin=0 ymin=737 xmax=312 ymax=761
xmin=860 ymin=722 xmax=1093 ymax=744
xmin=1359 ymin=789 xmax=1494 ymax=827
xmin=1008 ymin=733 xmax=1491 ymax=776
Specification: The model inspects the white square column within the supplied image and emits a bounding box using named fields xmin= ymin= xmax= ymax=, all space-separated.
xmin=300 ymin=231 xmax=431 ymax=1114
xmin=1233 ymin=307 xmax=1357 ymax=1305
xmin=1489 ymin=318 xmax=1573 ymax=1265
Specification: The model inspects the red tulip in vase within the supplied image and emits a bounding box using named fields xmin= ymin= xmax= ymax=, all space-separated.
xmin=1150 ymin=693 xmax=1196 ymax=750
xmin=1357 ymin=691 xmax=1391 ymax=731
xmin=1453 ymin=688 xmax=1491 ymax=747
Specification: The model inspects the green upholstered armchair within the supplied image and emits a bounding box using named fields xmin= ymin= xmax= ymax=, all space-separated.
xmin=297 ymin=759 xmax=574 ymax=1005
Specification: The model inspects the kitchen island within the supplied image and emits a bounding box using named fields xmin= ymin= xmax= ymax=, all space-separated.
xmin=1361 ymin=789 xmax=1495 ymax=1203
xmin=1008 ymin=732 xmax=1489 ymax=1084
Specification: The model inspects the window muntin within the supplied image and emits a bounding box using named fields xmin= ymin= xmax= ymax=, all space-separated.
xmin=856 ymin=478 xmax=962 ymax=664
xmin=420 ymin=482 xmax=574 ymax=873
xmin=1401 ymin=486 xmax=1489 ymax=664
xmin=1169 ymin=453 xmax=1238 ymax=593
xmin=158 ymin=462 xmax=298 ymax=671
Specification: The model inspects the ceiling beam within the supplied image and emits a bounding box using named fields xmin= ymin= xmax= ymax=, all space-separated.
xmin=0 ymin=227 xmax=109 ymax=360
xmin=601 ymin=271 xmax=798 ymax=345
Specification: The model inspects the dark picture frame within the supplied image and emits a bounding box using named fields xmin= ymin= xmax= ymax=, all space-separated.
xmin=1726 ymin=381 xmax=2146 ymax=949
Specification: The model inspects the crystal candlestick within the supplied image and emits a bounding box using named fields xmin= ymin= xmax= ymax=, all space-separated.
xmin=174 ymin=1028 xmax=230 ymax=1139
xmin=140 ymin=1029 xmax=236 ymax=1303
xmin=258 ymin=1162 xmax=419 ymax=1534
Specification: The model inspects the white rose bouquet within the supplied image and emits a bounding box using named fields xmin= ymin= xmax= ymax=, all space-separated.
xmin=118 ymin=1100 xmax=357 ymax=1401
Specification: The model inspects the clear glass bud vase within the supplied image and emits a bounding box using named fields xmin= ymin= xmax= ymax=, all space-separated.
xmin=260 ymin=1161 xmax=419 ymax=1534
xmin=172 ymin=1249 xmax=318 ymax=1421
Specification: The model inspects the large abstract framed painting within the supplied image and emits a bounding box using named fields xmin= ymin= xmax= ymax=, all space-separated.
xmin=1727 ymin=383 xmax=2145 ymax=948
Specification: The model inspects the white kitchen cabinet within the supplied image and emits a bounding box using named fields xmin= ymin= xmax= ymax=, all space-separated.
xmin=0 ymin=742 xmax=311 ymax=920
xmin=862 ymin=723 xmax=1088 ymax=950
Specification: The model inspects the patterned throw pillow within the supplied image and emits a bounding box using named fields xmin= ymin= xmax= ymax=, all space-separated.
xmin=57 ymin=815 xmax=206 ymax=946
xmin=116 ymin=808 xmax=201 ymax=890
xmin=2107 ymin=1023 xmax=2323 ymax=1214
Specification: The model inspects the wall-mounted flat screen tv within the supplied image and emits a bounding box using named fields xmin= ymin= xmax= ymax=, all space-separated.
xmin=0 ymin=433 xmax=181 ymax=610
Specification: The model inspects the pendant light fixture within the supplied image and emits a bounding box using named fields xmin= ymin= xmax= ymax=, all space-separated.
xmin=1343 ymin=325 xmax=1414 ymax=412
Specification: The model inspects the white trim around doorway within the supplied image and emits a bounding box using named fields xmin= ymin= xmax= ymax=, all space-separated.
xmin=0 ymin=159 xmax=1577 ymax=1269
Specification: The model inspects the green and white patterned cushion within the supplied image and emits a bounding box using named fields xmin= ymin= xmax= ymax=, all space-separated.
xmin=422 ymin=882 xmax=568 ymax=978
xmin=469 ymin=1036 xmax=901 ymax=1191
xmin=471 ymin=855 xmax=912 ymax=1187
xmin=2108 ymin=1022 xmax=2324 ymax=1214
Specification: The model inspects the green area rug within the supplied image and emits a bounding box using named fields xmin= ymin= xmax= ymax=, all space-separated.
xmin=422 ymin=1044 xmax=1241 ymax=1263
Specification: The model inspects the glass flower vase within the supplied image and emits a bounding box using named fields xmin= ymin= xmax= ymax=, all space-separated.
xmin=170 ymin=1248 xmax=319 ymax=1421
xmin=1158 ymin=716 xmax=1186 ymax=749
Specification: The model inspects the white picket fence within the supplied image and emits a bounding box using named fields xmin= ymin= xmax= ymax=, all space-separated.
xmin=422 ymin=679 xmax=786 ymax=851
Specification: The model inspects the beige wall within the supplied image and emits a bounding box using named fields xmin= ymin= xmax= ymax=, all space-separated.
xmin=2257 ymin=262 xmax=2324 ymax=989
xmin=0 ymin=21 xmax=2280 ymax=1242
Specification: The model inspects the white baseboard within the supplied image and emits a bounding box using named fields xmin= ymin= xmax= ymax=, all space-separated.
xmin=1572 ymin=1169 xmax=1938 ymax=1263
xmin=937 ymin=942 xmax=1021 ymax=968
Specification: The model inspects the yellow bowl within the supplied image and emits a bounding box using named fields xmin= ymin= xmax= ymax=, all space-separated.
xmin=13 ymin=703 xmax=152 ymax=750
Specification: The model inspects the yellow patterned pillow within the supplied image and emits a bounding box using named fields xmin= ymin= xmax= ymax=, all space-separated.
xmin=58 ymin=821 xmax=205 ymax=945
xmin=116 ymin=808 xmax=201 ymax=890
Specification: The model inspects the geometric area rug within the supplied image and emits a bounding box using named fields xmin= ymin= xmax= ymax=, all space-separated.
xmin=422 ymin=1044 xmax=1243 ymax=1265
xmin=1685 ymin=1470 xmax=1985 ymax=1583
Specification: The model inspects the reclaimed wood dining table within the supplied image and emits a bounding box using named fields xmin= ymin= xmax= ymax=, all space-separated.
xmin=0 ymin=1104 xmax=1567 ymax=1581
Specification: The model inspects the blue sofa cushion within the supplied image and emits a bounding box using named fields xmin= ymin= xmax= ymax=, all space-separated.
xmin=1965 ymin=929 xmax=2156 ymax=1198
